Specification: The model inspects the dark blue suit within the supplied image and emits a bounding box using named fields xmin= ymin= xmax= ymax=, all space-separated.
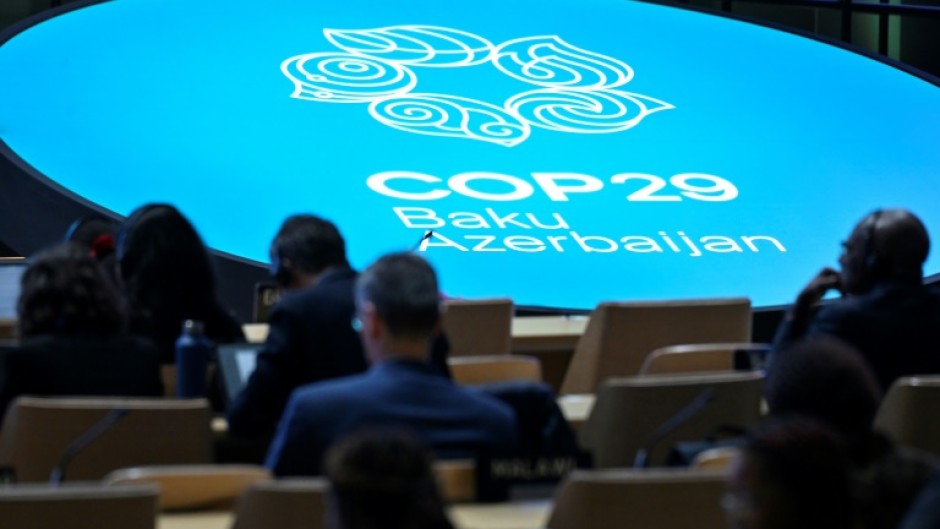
xmin=227 ymin=267 xmax=366 ymax=438
xmin=265 ymin=359 xmax=517 ymax=477
xmin=773 ymin=281 xmax=940 ymax=391
xmin=227 ymin=267 xmax=451 ymax=440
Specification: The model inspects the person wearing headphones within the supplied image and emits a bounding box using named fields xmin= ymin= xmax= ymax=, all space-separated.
xmin=227 ymin=215 xmax=363 ymax=441
xmin=227 ymin=215 xmax=449 ymax=444
xmin=772 ymin=209 xmax=940 ymax=391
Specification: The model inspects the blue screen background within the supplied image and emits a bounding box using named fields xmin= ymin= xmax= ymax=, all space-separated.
xmin=2 ymin=0 xmax=939 ymax=308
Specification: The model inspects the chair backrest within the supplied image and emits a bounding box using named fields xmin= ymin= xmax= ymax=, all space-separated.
xmin=231 ymin=479 xmax=329 ymax=529
xmin=434 ymin=459 xmax=475 ymax=502
xmin=441 ymin=298 xmax=514 ymax=357
xmin=0 ymin=483 xmax=159 ymax=529
xmin=561 ymin=298 xmax=752 ymax=394
xmin=548 ymin=468 xmax=728 ymax=529
xmin=691 ymin=446 xmax=742 ymax=471
xmin=0 ymin=319 xmax=15 ymax=341
xmin=580 ymin=372 xmax=764 ymax=468
xmin=640 ymin=343 xmax=767 ymax=375
xmin=874 ymin=375 xmax=940 ymax=457
xmin=104 ymin=464 xmax=272 ymax=511
xmin=0 ymin=396 xmax=213 ymax=482
xmin=449 ymin=355 xmax=542 ymax=386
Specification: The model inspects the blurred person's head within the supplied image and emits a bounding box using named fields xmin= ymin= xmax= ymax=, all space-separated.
xmin=354 ymin=253 xmax=440 ymax=364
xmin=17 ymin=243 xmax=126 ymax=337
xmin=64 ymin=214 xmax=121 ymax=262
xmin=269 ymin=215 xmax=348 ymax=292
xmin=765 ymin=337 xmax=881 ymax=458
xmin=726 ymin=418 xmax=856 ymax=529
xmin=116 ymin=203 xmax=220 ymax=318
xmin=839 ymin=209 xmax=929 ymax=295
xmin=325 ymin=430 xmax=453 ymax=529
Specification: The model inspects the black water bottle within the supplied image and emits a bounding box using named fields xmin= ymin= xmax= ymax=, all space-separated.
xmin=175 ymin=319 xmax=212 ymax=397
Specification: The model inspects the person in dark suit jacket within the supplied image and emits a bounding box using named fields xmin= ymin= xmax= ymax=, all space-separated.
xmin=265 ymin=252 xmax=516 ymax=477
xmin=226 ymin=216 xmax=448 ymax=442
xmin=226 ymin=213 xmax=363 ymax=439
xmin=0 ymin=245 xmax=163 ymax=424
xmin=773 ymin=209 xmax=940 ymax=391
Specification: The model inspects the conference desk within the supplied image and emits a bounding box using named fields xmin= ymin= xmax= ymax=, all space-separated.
xmin=159 ymin=499 xmax=553 ymax=529
xmin=242 ymin=315 xmax=588 ymax=392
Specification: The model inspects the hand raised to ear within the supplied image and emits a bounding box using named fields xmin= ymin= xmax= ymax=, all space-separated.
xmin=792 ymin=267 xmax=842 ymax=322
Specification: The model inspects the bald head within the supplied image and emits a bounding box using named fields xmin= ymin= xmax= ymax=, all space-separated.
xmin=841 ymin=209 xmax=929 ymax=293
xmin=870 ymin=209 xmax=930 ymax=275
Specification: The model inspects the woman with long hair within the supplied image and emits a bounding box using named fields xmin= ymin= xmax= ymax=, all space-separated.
xmin=117 ymin=204 xmax=244 ymax=363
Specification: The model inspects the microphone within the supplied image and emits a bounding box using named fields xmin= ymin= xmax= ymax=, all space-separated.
xmin=633 ymin=388 xmax=716 ymax=468
xmin=50 ymin=408 xmax=129 ymax=484
xmin=412 ymin=230 xmax=434 ymax=252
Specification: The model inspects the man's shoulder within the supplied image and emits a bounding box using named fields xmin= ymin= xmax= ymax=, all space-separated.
xmin=290 ymin=372 xmax=373 ymax=406
xmin=274 ymin=269 xmax=357 ymax=314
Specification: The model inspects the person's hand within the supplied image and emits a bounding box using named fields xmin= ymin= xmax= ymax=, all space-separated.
xmin=792 ymin=267 xmax=842 ymax=322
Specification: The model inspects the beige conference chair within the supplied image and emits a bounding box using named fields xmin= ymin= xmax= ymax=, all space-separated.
xmin=580 ymin=371 xmax=764 ymax=468
xmin=691 ymin=446 xmax=743 ymax=471
xmin=640 ymin=343 xmax=769 ymax=375
xmin=0 ymin=483 xmax=159 ymax=529
xmin=103 ymin=464 xmax=272 ymax=511
xmin=561 ymin=298 xmax=752 ymax=394
xmin=441 ymin=298 xmax=514 ymax=357
xmin=231 ymin=479 xmax=329 ymax=529
xmin=874 ymin=375 xmax=940 ymax=457
xmin=547 ymin=468 xmax=729 ymax=529
xmin=448 ymin=355 xmax=542 ymax=386
xmin=0 ymin=396 xmax=213 ymax=482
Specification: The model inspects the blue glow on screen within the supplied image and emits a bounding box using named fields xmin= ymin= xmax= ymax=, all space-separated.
xmin=2 ymin=0 xmax=940 ymax=308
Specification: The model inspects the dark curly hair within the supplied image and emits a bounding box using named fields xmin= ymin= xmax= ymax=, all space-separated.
xmin=325 ymin=430 xmax=453 ymax=529
xmin=17 ymin=243 xmax=127 ymax=337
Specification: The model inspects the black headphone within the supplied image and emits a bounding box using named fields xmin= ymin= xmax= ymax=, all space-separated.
xmin=270 ymin=248 xmax=293 ymax=288
xmin=862 ymin=209 xmax=884 ymax=273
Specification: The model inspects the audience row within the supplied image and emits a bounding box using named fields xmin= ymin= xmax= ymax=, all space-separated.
xmin=2 ymin=205 xmax=940 ymax=529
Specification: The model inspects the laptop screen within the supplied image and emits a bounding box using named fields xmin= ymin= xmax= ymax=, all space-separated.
xmin=217 ymin=343 xmax=263 ymax=405
xmin=0 ymin=259 xmax=27 ymax=321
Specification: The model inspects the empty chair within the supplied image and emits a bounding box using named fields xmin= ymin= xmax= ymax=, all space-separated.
xmin=0 ymin=396 xmax=213 ymax=482
xmin=874 ymin=375 xmax=940 ymax=457
xmin=0 ymin=483 xmax=159 ymax=529
xmin=231 ymin=479 xmax=329 ymax=529
xmin=548 ymin=468 xmax=728 ymax=529
xmin=441 ymin=298 xmax=514 ymax=357
xmin=103 ymin=464 xmax=272 ymax=511
xmin=640 ymin=343 xmax=768 ymax=375
xmin=560 ymin=298 xmax=751 ymax=394
xmin=448 ymin=355 xmax=542 ymax=385
xmin=580 ymin=372 xmax=764 ymax=468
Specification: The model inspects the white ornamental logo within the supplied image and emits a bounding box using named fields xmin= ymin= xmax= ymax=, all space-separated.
xmin=282 ymin=26 xmax=673 ymax=147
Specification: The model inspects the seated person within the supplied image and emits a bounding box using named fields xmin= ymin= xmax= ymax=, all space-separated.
xmin=265 ymin=252 xmax=516 ymax=476
xmin=0 ymin=244 xmax=163 ymax=423
xmin=117 ymin=203 xmax=244 ymax=364
xmin=227 ymin=215 xmax=449 ymax=441
xmin=726 ymin=418 xmax=856 ymax=529
xmin=772 ymin=209 xmax=940 ymax=391
xmin=324 ymin=430 xmax=455 ymax=529
xmin=766 ymin=337 xmax=938 ymax=529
